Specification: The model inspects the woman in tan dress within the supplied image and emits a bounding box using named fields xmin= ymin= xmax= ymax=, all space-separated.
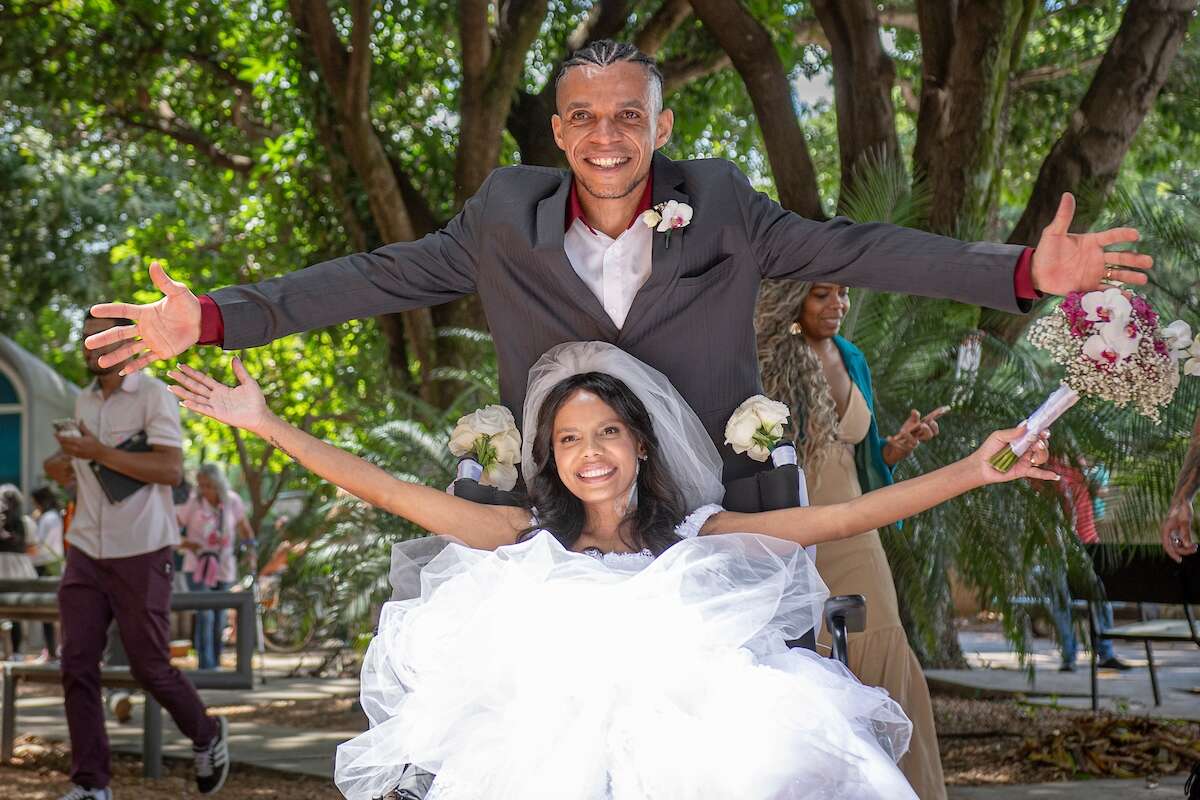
xmin=758 ymin=281 xmax=948 ymax=800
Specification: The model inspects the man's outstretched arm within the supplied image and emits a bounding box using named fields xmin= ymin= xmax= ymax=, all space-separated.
xmin=88 ymin=171 xmax=493 ymax=372
xmin=1162 ymin=408 xmax=1200 ymax=562
xmin=734 ymin=163 xmax=1151 ymax=311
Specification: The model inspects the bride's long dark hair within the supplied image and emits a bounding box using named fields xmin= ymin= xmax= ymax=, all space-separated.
xmin=522 ymin=372 xmax=687 ymax=555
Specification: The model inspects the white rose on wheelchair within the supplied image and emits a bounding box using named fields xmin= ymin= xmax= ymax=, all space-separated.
xmin=447 ymin=404 xmax=521 ymax=491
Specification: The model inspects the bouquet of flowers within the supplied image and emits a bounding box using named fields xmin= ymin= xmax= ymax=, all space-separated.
xmin=448 ymin=405 xmax=521 ymax=490
xmin=989 ymin=288 xmax=1193 ymax=472
xmin=724 ymin=395 xmax=791 ymax=462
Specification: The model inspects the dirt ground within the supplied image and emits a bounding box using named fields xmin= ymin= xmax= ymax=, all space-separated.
xmin=935 ymin=695 xmax=1200 ymax=785
xmin=0 ymin=736 xmax=342 ymax=800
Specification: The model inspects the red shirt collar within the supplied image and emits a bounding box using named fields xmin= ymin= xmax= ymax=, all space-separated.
xmin=566 ymin=173 xmax=654 ymax=235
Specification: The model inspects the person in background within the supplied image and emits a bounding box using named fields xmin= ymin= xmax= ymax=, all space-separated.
xmin=48 ymin=311 xmax=228 ymax=800
xmin=30 ymin=487 xmax=65 ymax=661
xmin=176 ymin=463 xmax=253 ymax=670
xmin=1047 ymin=458 xmax=1130 ymax=673
xmin=1160 ymin=409 xmax=1200 ymax=562
xmin=0 ymin=484 xmax=38 ymax=660
xmin=756 ymin=281 xmax=951 ymax=800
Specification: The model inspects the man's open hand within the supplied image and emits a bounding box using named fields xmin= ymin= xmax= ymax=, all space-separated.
xmin=86 ymin=261 xmax=202 ymax=375
xmin=1032 ymin=193 xmax=1153 ymax=295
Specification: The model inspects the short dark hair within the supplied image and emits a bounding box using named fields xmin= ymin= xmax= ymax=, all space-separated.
xmin=85 ymin=309 xmax=133 ymax=328
xmin=555 ymin=39 xmax=664 ymax=112
xmin=32 ymin=486 xmax=59 ymax=512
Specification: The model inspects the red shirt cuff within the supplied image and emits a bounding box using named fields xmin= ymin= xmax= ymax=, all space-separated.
xmin=198 ymin=295 xmax=225 ymax=346
xmin=1014 ymin=247 xmax=1038 ymax=301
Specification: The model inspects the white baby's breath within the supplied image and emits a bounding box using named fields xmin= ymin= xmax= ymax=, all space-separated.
xmin=1027 ymin=292 xmax=1180 ymax=423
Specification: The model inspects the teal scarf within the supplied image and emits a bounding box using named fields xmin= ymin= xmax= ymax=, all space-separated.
xmin=830 ymin=336 xmax=894 ymax=493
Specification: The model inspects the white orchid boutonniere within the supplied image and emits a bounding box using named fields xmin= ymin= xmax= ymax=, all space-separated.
xmin=724 ymin=395 xmax=791 ymax=462
xmin=448 ymin=405 xmax=521 ymax=490
xmin=641 ymin=199 xmax=693 ymax=249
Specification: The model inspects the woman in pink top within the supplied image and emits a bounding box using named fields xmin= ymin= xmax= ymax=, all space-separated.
xmin=177 ymin=464 xmax=253 ymax=669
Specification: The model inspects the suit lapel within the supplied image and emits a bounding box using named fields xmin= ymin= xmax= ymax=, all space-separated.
xmin=532 ymin=171 xmax=619 ymax=338
xmin=619 ymin=154 xmax=688 ymax=339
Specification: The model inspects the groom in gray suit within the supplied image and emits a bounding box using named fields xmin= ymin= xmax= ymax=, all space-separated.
xmin=89 ymin=40 xmax=1149 ymax=483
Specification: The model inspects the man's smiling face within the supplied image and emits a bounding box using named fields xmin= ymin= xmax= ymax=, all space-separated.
xmin=551 ymin=61 xmax=673 ymax=201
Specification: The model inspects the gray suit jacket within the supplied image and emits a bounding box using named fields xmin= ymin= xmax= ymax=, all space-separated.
xmin=211 ymin=154 xmax=1026 ymax=480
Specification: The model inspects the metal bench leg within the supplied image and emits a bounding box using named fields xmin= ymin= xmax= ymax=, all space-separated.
xmin=1 ymin=668 xmax=15 ymax=762
xmin=142 ymin=694 xmax=163 ymax=779
xmin=1088 ymin=604 xmax=1099 ymax=713
xmin=1144 ymin=640 xmax=1161 ymax=706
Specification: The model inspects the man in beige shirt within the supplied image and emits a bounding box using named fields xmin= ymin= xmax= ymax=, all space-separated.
xmin=47 ymin=312 xmax=229 ymax=800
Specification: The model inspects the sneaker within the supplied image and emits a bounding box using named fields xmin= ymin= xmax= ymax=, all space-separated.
xmin=1058 ymin=662 xmax=1076 ymax=672
xmin=193 ymin=715 xmax=230 ymax=795
xmin=106 ymin=690 xmax=133 ymax=723
xmin=373 ymin=764 xmax=436 ymax=799
xmin=1098 ymin=656 xmax=1133 ymax=671
xmin=57 ymin=785 xmax=113 ymax=800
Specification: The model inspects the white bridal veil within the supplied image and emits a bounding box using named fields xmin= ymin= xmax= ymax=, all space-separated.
xmin=520 ymin=341 xmax=725 ymax=511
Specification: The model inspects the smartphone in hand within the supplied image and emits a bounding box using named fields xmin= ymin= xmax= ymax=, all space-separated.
xmin=53 ymin=418 xmax=82 ymax=438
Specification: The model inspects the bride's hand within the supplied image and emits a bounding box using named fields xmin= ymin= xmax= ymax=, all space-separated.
xmin=167 ymin=358 xmax=270 ymax=433
xmin=973 ymin=425 xmax=1059 ymax=485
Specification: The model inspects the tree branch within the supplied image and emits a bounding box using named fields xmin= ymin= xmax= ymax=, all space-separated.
xmin=567 ymin=0 xmax=629 ymax=51
xmin=878 ymin=8 xmax=920 ymax=32
xmin=459 ymin=0 xmax=491 ymax=84
xmin=107 ymin=106 xmax=253 ymax=173
xmin=660 ymin=51 xmax=731 ymax=95
xmin=345 ymin=0 xmax=373 ymax=115
xmin=633 ymin=0 xmax=691 ymax=56
xmin=793 ymin=18 xmax=831 ymax=50
xmin=690 ymin=0 xmax=824 ymax=218
xmin=1011 ymin=55 xmax=1104 ymax=89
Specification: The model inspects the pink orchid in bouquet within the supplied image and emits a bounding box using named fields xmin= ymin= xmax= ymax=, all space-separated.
xmin=989 ymin=287 xmax=1192 ymax=472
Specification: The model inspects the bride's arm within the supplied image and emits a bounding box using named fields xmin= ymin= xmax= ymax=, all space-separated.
xmin=701 ymin=426 xmax=1056 ymax=545
xmin=168 ymin=360 xmax=527 ymax=550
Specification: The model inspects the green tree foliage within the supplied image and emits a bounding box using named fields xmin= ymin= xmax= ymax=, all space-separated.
xmin=1 ymin=0 xmax=1196 ymax=657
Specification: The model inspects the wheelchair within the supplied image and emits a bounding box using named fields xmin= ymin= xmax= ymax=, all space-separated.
xmin=376 ymin=459 xmax=866 ymax=800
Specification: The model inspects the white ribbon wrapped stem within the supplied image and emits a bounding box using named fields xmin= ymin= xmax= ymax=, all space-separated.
xmin=1010 ymin=384 xmax=1080 ymax=457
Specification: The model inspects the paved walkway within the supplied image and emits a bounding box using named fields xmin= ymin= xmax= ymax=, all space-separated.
xmin=930 ymin=629 xmax=1200 ymax=721
xmin=947 ymin=774 xmax=1190 ymax=798
xmin=5 ymin=631 xmax=1197 ymax=797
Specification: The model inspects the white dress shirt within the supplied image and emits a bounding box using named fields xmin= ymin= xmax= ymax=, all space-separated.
xmin=563 ymin=217 xmax=654 ymax=329
xmin=68 ymin=370 xmax=183 ymax=560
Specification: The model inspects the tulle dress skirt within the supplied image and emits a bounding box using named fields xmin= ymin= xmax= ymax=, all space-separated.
xmin=335 ymin=531 xmax=916 ymax=800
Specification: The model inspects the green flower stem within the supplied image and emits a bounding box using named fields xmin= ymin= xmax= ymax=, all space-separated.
xmin=752 ymin=427 xmax=780 ymax=452
xmin=472 ymin=436 xmax=496 ymax=471
xmin=988 ymin=446 xmax=1019 ymax=473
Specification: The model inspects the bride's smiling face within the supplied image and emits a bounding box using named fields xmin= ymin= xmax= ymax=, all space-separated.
xmin=552 ymin=389 xmax=645 ymax=507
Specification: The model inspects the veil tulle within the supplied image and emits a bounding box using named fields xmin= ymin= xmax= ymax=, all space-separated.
xmin=520 ymin=342 xmax=725 ymax=511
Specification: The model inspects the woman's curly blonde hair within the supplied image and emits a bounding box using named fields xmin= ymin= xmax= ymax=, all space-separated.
xmin=756 ymin=280 xmax=840 ymax=475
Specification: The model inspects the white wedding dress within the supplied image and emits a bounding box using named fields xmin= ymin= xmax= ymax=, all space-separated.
xmin=335 ymin=505 xmax=917 ymax=800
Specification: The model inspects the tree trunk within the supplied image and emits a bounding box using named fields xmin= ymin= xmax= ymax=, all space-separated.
xmin=289 ymin=0 xmax=439 ymax=398
xmin=690 ymin=0 xmax=825 ymax=219
xmin=983 ymin=0 xmax=1195 ymax=345
xmin=509 ymin=89 xmax=566 ymax=168
xmin=456 ymin=0 xmax=549 ymax=204
xmin=1008 ymin=0 xmax=1197 ymax=246
xmin=913 ymin=0 xmax=1036 ymax=235
xmin=811 ymin=0 xmax=900 ymax=207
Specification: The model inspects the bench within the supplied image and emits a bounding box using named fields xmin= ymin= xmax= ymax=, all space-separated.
xmin=1082 ymin=544 xmax=1200 ymax=711
xmin=0 ymin=577 xmax=257 ymax=777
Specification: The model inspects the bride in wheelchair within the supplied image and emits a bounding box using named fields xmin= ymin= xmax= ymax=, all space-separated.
xmin=168 ymin=341 xmax=1055 ymax=800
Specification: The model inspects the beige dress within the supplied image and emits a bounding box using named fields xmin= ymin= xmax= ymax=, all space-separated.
xmin=811 ymin=384 xmax=947 ymax=800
